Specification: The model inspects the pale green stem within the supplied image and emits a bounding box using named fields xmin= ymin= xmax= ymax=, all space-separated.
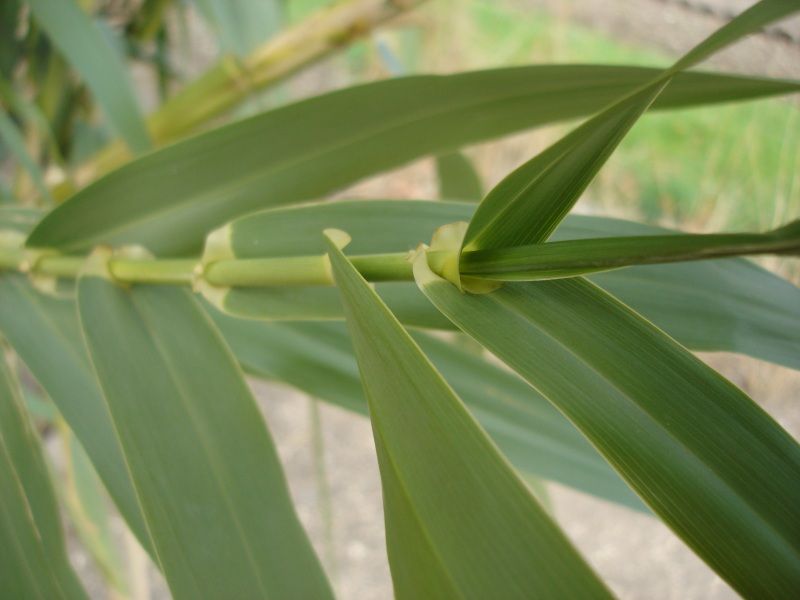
xmin=63 ymin=0 xmax=426 ymax=194
xmin=0 ymin=245 xmax=446 ymax=287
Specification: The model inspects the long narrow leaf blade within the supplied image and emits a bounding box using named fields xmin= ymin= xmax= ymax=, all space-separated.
xmin=27 ymin=0 xmax=150 ymax=153
xmin=205 ymin=200 xmax=800 ymax=369
xmin=77 ymin=263 xmax=333 ymax=600
xmin=673 ymin=0 xmax=799 ymax=71
xmin=0 ymin=275 xmax=153 ymax=554
xmin=461 ymin=218 xmax=800 ymax=280
xmin=0 ymin=354 xmax=87 ymax=599
xmin=327 ymin=237 xmax=612 ymax=598
xmin=462 ymin=0 xmax=799 ymax=254
xmin=210 ymin=313 xmax=644 ymax=510
xmin=414 ymin=261 xmax=800 ymax=598
xmin=26 ymin=66 xmax=800 ymax=255
xmin=462 ymin=80 xmax=667 ymax=251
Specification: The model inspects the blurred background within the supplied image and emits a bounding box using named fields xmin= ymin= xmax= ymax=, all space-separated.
xmin=2 ymin=1 xmax=799 ymax=598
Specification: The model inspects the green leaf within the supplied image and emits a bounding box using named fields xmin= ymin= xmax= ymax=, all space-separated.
xmin=414 ymin=261 xmax=800 ymax=598
xmin=461 ymin=218 xmax=800 ymax=280
xmin=672 ymin=0 xmax=800 ymax=72
xmin=206 ymin=200 xmax=800 ymax=370
xmin=0 ymin=107 xmax=52 ymax=202
xmin=76 ymin=264 xmax=333 ymax=600
xmin=26 ymin=66 xmax=800 ymax=255
xmin=462 ymin=80 xmax=667 ymax=252
xmin=327 ymin=236 xmax=611 ymax=598
xmin=192 ymin=0 xmax=283 ymax=56
xmin=210 ymin=312 xmax=644 ymax=510
xmin=0 ymin=274 xmax=153 ymax=555
xmin=26 ymin=0 xmax=150 ymax=153
xmin=0 ymin=352 xmax=87 ymax=599
xmin=436 ymin=151 xmax=483 ymax=201
xmin=462 ymin=0 xmax=799 ymax=255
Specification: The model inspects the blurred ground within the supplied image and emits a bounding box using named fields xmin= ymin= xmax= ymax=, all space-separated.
xmin=62 ymin=1 xmax=800 ymax=598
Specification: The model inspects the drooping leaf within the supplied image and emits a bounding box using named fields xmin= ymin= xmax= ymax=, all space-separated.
xmin=26 ymin=0 xmax=150 ymax=153
xmin=460 ymin=218 xmax=800 ymax=280
xmin=77 ymin=262 xmax=333 ymax=600
xmin=26 ymin=66 xmax=800 ymax=255
xmin=209 ymin=311 xmax=643 ymax=510
xmin=436 ymin=151 xmax=483 ymax=201
xmin=327 ymin=236 xmax=612 ymax=599
xmin=0 ymin=274 xmax=153 ymax=554
xmin=461 ymin=0 xmax=800 ymax=255
xmin=0 ymin=353 xmax=87 ymax=599
xmin=414 ymin=260 xmax=800 ymax=598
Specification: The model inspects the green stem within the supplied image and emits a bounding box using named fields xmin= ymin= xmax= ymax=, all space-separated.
xmin=63 ymin=0 xmax=426 ymax=194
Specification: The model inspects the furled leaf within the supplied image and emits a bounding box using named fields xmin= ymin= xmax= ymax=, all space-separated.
xmin=327 ymin=236 xmax=611 ymax=599
xmin=26 ymin=0 xmax=150 ymax=153
xmin=77 ymin=264 xmax=333 ymax=600
xmin=26 ymin=66 xmax=800 ymax=255
xmin=461 ymin=0 xmax=800 ymax=255
xmin=436 ymin=151 xmax=483 ymax=201
xmin=209 ymin=312 xmax=643 ymax=510
xmin=460 ymin=218 xmax=800 ymax=280
xmin=0 ymin=274 xmax=153 ymax=554
xmin=0 ymin=353 xmax=87 ymax=599
xmin=414 ymin=260 xmax=800 ymax=598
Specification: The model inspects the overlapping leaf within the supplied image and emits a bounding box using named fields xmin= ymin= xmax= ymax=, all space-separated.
xmin=0 ymin=354 xmax=86 ymax=599
xmin=26 ymin=66 xmax=800 ymax=255
xmin=204 ymin=200 xmax=800 ymax=369
xmin=77 ymin=266 xmax=333 ymax=600
xmin=210 ymin=312 xmax=643 ymax=510
xmin=461 ymin=0 xmax=800 ymax=256
xmin=0 ymin=274 xmax=153 ymax=553
xmin=414 ymin=259 xmax=800 ymax=598
xmin=461 ymin=218 xmax=800 ymax=280
xmin=328 ymin=237 xmax=611 ymax=598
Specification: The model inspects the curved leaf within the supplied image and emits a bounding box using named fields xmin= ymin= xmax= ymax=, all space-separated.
xmin=207 ymin=200 xmax=800 ymax=369
xmin=27 ymin=66 xmax=800 ymax=255
xmin=461 ymin=0 xmax=799 ymax=254
xmin=77 ymin=268 xmax=333 ymax=600
xmin=415 ymin=262 xmax=800 ymax=598
xmin=0 ymin=353 xmax=87 ymax=599
xmin=328 ymin=237 xmax=611 ymax=599
xmin=461 ymin=218 xmax=800 ymax=280
xmin=0 ymin=274 xmax=153 ymax=554
xmin=210 ymin=312 xmax=643 ymax=510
